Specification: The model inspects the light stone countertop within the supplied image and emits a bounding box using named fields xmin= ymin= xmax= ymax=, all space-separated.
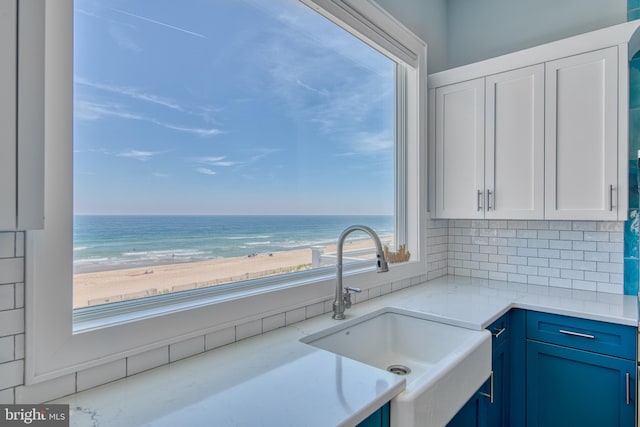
xmin=56 ymin=275 xmax=639 ymax=426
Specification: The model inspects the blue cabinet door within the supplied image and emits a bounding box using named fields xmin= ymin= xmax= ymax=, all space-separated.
xmin=480 ymin=336 xmax=509 ymax=427
xmin=357 ymin=402 xmax=390 ymax=427
xmin=527 ymin=340 xmax=635 ymax=427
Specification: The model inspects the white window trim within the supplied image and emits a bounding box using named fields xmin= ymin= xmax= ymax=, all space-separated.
xmin=25 ymin=0 xmax=428 ymax=384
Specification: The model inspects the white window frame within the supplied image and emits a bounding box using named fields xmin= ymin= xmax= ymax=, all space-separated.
xmin=25 ymin=0 xmax=428 ymax=384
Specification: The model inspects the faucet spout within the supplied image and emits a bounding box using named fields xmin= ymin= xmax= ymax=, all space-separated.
xmin=332 ymin=225 xmax=389 ymax=320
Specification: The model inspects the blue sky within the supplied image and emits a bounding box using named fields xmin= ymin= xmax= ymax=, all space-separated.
xmin=73 ymin=0 xmax=395 ymax=215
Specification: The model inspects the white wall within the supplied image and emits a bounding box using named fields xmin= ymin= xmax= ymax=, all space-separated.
xmin=446 ymin=0 xmax=627 ymax=68
xmin=375 ymin=0 xmax=449 ymax=73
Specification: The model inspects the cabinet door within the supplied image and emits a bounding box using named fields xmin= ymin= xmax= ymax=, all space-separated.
xmin=545 ymin=47 xmax=619 ymax=220
xmin=527 ymin=340 xmax=635 ymax=427
xmin=435 ymin=78 xmax=485 ymax=218
xmin=0 ymin=0 xmax=16 ymax=228
xmin=480 ymin=315 xmax=510 ymax=427
xmin=357 ymin=402 xmax=389 ymax=427
xmin=485 ymin=65 xmax=544 ymax=219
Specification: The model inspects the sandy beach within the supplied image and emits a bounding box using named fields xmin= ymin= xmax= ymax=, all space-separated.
xmin=73 ymin=238 xmax=392 ymax=308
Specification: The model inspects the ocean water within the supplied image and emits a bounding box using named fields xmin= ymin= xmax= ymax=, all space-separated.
xmin=73 ymin=215 xmax=394 ymax=273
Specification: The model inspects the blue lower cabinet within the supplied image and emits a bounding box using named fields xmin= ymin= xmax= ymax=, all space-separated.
xmin=357 ymin=402 xmax=390 ymax=427
xmin=526 ymin=340 xmax=635 ymax=427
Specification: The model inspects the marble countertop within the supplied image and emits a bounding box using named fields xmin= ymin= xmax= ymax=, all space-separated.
xmin=56 ymin=276 xmax=639 ymax=426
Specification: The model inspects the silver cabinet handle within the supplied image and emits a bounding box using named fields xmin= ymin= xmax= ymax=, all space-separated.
xmin=492 ymin=327 xmax=506 ymax=338
xmin=558 ymin=329 xmax=595 ymax=339
xmin=486 ymin=190 xmax=492 ymax=211
xmin=477 ymin=190 xmax=483 ymax=212
xmin=625 ymin=372 xmax=630 ymax=405
xmin=479 ymin=371 xmax=494 ymax=403
xmin=609 ymin=185 xmax=615 ymax=211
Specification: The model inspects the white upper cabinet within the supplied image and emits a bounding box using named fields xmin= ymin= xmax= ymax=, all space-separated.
xmin=432 ymin=64 xmax=544 ymax=220
xmin=0 ymin=0 xmax=17 ymax=228
xmin=485 ymin=64 xmax=544 ymax=219
xmin=544 ymin=47 xmax=619 ymax=220
xmin=434 ymin=78 xmax=485 ymax=218
xmin=429 ymin=21 xmax=640 ymax=221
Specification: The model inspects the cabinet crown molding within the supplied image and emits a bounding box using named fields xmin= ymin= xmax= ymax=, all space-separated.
xmin=429 ymin=20 xmax=640 ymax=88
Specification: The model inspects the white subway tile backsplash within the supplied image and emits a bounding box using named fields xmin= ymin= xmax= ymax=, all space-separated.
xmin=14 ymin=334 xmax=24 ymax=360
xmin=583 ymin=232 xmax=609 ymax=242
xmin=537 ymin=230 xmax=560 ymax=240
xmin=285 ymin=308 xmax=306 ymax=325
xmin=573 ymin=241 xmax=597 ymax=251
xmin=550 ymin=240 xmax=572 ymax=250
xmin=0 ymin=258 xmax=23 ymax=284
xmin=448 ymin=220 xmax=623 ymax=294
xmin=76 ymin=359 xmax=126 ymax=392
xmin=262 ymin=313 xmax=286 ymax=333
xmin=0 ymin=360 xmax=24 ymax=390
xmin=572 ymin=222 xmax=597 ymax=231
xmin=572 ymin=261 xmax=597 ymax=271
xmin=14 ymin=233 xmax=24 ymax=257
xmin=170 ymin=337 xmax=205 ymax=362
xmin=0 ymin=309 xmax=24 ymax=337
xmin=127 ymin=347 xmax=169 ymax=376
xmin=0 ymin=285 xmax=14 ymax=310
xmin=15 ymin=373 xmax=75 ymax=404
xmin=0 ymin=336 xmax=14 ymax=363
xmin=236 ymin=320 xmax=262 ymax=341
xmin=306 ymin=301 xmax=326 ymax=318
xmin=549 ymin=259 xmax=571 ymax=269
xmin=14 ymin=283 xmax=23 ymax=309
xmin=205 ymin=327 xmax=235 ymax=351
xmin=585 ymin=251 xmax=610 ymax=262
xmin=0 ymin=388 xmax=13 ymax=404
xmin=549 ymin=221 xmax=572 ymax=230
xmin=0 ymin=234 xmax=15 ymax=258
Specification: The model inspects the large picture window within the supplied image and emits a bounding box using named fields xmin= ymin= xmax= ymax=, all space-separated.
xmin=73 ymin=0 xmax=396 ymax=309
xmin=25 ymin=0 xmax=426 ymax=384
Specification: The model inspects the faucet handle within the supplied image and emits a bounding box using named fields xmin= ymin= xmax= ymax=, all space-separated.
xmin=343 ymin=287 xmax=361 ymax=309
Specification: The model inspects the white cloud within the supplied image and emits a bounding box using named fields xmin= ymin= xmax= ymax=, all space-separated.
xmin=110 ymin=8 xmax=207 ymax=39
xmin=195 ymin=156 xmax=243 ymax=167
xmin=74 ymin=100 xmax=223 ymax=137
xmin=155 ymin=121 xmax=223 ymax=137
xmin=196 ymin=167 xmax=217 ymax=176
xmin=76 ymin=77 xmax=184 ymax=111
xmin=117 ymin=150 xmax=160 ymax=161
xmin=108 ymin=25 xmax=143 ymax=53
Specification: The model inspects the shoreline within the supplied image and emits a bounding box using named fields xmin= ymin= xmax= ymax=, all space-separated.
xmin=73 ymin=237 xmax=393 ymax=308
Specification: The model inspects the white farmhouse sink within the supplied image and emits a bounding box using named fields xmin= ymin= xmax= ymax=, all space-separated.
xmin=300 ymin=307 xmax=491 ymax=427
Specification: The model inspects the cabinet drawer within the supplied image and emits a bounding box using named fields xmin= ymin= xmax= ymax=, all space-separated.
xmin=526 ymin=311 xmax=636 ymax=360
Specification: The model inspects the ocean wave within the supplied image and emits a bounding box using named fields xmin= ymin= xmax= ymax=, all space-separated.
xmin=73 ymin=246 xmax=89 ymax=251
xmin=244 ymin=241 xmax=273 ymax=246
xmin=226 ymin=235 xmax=272 ymax=240
xmin=122 ymin=249 xmax=207 ymax=257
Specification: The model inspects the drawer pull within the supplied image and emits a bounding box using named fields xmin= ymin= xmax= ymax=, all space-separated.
xmin=479 ymin=371 xmax=494 ymax=403
xmin=492 ymin=327 xmax=506 ymax=338
xmin=558 ymin=329 xmax=595 ymax=339
xmin=626 ymin=372 xmax=630 ymax=405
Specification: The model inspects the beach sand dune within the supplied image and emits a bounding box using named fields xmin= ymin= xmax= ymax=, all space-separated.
xmin=73 ymin=238 xmax=391 ymax=308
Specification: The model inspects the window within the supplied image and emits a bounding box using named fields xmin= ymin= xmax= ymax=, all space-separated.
xmin=25 ymin=0 xmax=427 ymax=384
xmin=72 ymin=0 xmax=397 ymax=309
